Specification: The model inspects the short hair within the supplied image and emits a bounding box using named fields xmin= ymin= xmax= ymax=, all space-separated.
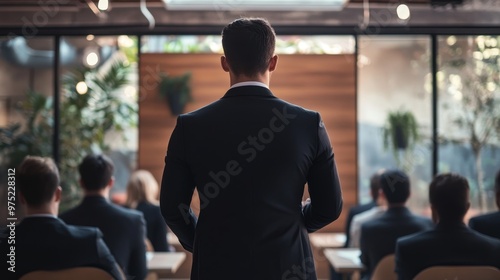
xmin=369 ymin=172 xmax=382 ymax=201
xmin=17 ymin=156 xmax=59 ymax=207
xmin=429 ymin=173 xmax=469 ymax=222
xmin=125 ymin=170 xmax=159 ymax=208
xmin=78 ymin=154 xmax=114 ymax=191
xmin=222 ymin=18 xmax=276 ymax=77
xmin=380 ymin=169 xmax=410 ymax=204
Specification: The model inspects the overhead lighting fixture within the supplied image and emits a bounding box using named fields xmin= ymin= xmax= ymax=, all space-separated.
xmin=98 ymin=0 xmax=109 ymax=11
xmin=396 ymin=4 xmax=410 ymax=20
xmin=162 ymin=0 xmax=347 ymax=11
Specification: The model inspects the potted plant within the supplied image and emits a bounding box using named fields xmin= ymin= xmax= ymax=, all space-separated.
xmin=159 ymin=72 xmax=192 ymax=116
xmin=382 ymin=110 xmax=420 ymax=166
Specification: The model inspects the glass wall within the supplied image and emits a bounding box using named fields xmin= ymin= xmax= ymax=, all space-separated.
xmin=357 ymin=36 xmax=432 ymax=215
xmin=57 ymin=35 xmax=139 ymax=210
xmin=437 ymin=35 xmax=500 ymax=216
xmin=0 ymin=36 xmax=55 ymax=221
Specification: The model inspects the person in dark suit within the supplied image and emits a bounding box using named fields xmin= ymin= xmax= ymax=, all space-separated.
xmin=125 ymin=170 xmax=170 ymax=252
xmin=60 ymin=154 xmax=147 ymax=280
xmin=160 ymin=18 xmax=343 ymax=280
xmin=360 ymin=170 xmax=433 ymax=279
xmin=344 ymin=172 xmax=382 ymax=248
xmin=0 ymin=156 xmax=123 ymax=280
xmin=395 ymin=173 xmax=500 ymax=280
xmin=469 ymin=169 xmax=500 ymax=240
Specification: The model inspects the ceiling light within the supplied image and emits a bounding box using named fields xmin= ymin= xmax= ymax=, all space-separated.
xmin=98 ymin=0 xmax=109 ymax=11
xmin=76 ymin=81 xmax=88 ymax=95
xmin=86 ymin=34 xmax=95 ymax=41
xmin=396 ymin=4 xmax=410 ymax=20
xmin=162 ymin=0 xmax=347 ymax=11
xmin=86 ymin=52 xmax=99 ymax=67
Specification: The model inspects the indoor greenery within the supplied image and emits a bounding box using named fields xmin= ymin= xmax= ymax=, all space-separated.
xmin=0 ymin=60 xmax=137 ymax=211
xmin=159 ymin=72 xmax=192 ymax=116
xmin=382 ymin=110 xmax=420 ymax=170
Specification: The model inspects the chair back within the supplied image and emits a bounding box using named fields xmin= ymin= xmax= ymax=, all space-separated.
xmin=371 ymin=254 xmax=396 ymax=280
xmin=414 ymin=266 xmax=500 ymax=280
xmin=20 ymin=267 xmax=114 ymax=280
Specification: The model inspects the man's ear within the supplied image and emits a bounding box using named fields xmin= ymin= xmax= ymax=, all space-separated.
xmin=269 ymin=55 xmax=278 ymax=72
xmin=108 ymin=176 xmax=115 ymax=189
xmin=54 ymin=186 xmax=62 ymax=203
xmin=221 ymin=56 xmax=230 ymax=72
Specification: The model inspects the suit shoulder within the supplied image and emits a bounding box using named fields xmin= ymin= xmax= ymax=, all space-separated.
xmin=470 ymin=211 xmax=500 ymax=223
xmin=64 ymin=223 xmax=102 ymax=239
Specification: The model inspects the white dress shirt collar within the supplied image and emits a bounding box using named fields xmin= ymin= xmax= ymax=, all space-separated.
xmin=230 ymin=81 xmax=269 ymax=89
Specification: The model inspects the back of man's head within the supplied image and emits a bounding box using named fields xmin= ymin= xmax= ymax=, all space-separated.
xmin=18 ymin=156 xmax=59 ymax=207
xmin=369 ymin=172 xmax=383 ymax=202
xmin=380 ymin=169 xmax=410 ymax=205
xmin=79 ymin=154 xmax=114 ymax=191
xmin=429 ymin=173 xmax=469 ymax=223
xmin=222 ymin=17 xmax=276 ymax=77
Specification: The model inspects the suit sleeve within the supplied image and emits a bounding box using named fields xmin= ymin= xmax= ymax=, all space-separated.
xmin=127 ymin=214 xmax=147 ymax=280
xmin=151 ymin=209 xmax=169 ymax=252
xmin=95 ymin=230 xmax=125 ymax=280
xmin=160 ymin=116 xmax=197 ymax=252
xmin=359 ymin=224 xmax=369 ymax=267
xmin=303 ymin=113 xmax=343 ymax=233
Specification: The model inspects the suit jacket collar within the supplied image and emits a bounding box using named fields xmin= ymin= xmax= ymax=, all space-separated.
xmin=436 ymin=221 xmax=467 ymax=231
xmin=19 ymin=216 xmax=64 ymax=227
xmin=222 ymin=85 xmax=276 ymax=99
xmin=385 ymin=206 xmax=411 ymax=215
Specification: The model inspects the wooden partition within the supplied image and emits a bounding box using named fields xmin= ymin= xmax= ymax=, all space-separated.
xmin=139 ymin=53 xmax=356 ymax=232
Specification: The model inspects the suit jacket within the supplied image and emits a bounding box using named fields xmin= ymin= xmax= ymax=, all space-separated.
xmin=344 ymin=201 xmax=377 ymax=247
xmin=135 ymin=201 xmax=169 ymax=252
xmin=360 ymin=207 xmax=433 ymax=278
xmin=0 ymin=216 xmax=123 ymax=280
xmin=160 ymin=85 xmax=343 ymax=280
xmin=469 ymin=211 xmax=500 ymax=240
xmin=395 ymin=222 xmax=500 ymax=280
xmin=60 ymin=196 xmax=147 ymax=280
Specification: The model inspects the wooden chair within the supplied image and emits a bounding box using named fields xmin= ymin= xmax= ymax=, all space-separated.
xmin=414 ymin=266 xmax=500 ymax=280
xmin=20 ymin=267 xmax=115 ymax=280
xmin=371 ymin=254 xmax=396 ymax=280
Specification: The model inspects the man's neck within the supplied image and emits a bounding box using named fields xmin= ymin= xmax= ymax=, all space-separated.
xmin=84 ymin=188 xmax=109 ymax=198
xmin=25 ymin=206 xmax=57 ymax=216
xmin=229 ymin=72 xmax=269 ymax=87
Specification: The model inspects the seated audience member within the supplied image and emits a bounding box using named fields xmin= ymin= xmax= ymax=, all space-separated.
xmin=125 ymin=170 xmax=170 ymax=252
xmin=360 ymin=170 xmax=433 ymax=279
xmin=349 ymin=172 xmax=387 ymax=248
xmin=60 ymin=154 xmax=147 ymax=280
xmin=344 ymin=171 xmax=383 ymax=247
xmin=395 ymin=173 xmax=500 ymax=280
xmin=469 ymin=169 xmax=500 ymax=239
xmin=0 ymin=156 xmax=123 ymax=280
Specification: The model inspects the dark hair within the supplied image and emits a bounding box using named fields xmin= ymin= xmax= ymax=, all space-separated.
xmin=78 ymin=154 xmax=114 ymax=191
xmin=429 ymin=173 xmax=469 ymax=222
xmin=369 ymin=172 xmax=382 ymax=201
xmin=17 ymin=156 xmax=60 ymax=207
xmin=380 ymin=169 xmax=410 ymax=204
xmin=221 ymin=18 xmax=276 ymax=77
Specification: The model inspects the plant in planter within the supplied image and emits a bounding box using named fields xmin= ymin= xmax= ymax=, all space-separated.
xmin=159 ymin=72 xmax=192 ymax=116
xmin=382 ymin=110 xmax=420 ymax=169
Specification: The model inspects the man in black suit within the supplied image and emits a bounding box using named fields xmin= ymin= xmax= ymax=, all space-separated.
xmin=344 ymin=171 xmax=382 ymax=248
xmin=360 ymin=170 xmax=433 ymax=279
xmin=395 ymin=173 xmax=500 ymax=280
xmin=60 ymin=154 xmax=147 ymax=280
xmin=0 ymin=156 xmax=123 ymax=280
xmin=469 ymin=169 xmax=500 ymax=239
xmin=160 ymin=18 xmax=343 ymax=280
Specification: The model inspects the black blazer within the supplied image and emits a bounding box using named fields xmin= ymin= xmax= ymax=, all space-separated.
xmin=344 ymin=201 xmax=377 ymax=247
xmin=0 ymin=216 xmax=123 ymax=280
xmin=469 ymin=211 xmax=500 ymax=240
xmin=135 ymin=201 xmax=169 ymax=252
xmin=395 ymin=222 xmax=500 ymax=280
xmin=60 ymin=196 xmax=147 ymax=280
xmin=160 ymin=85 xmax=343 ymax=280
xmin=359 ymin=207 xmax=433 ymax=278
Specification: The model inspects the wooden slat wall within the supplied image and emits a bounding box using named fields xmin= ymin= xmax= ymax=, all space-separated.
xmin=139 ymin=53 xmax=357 ymax=233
